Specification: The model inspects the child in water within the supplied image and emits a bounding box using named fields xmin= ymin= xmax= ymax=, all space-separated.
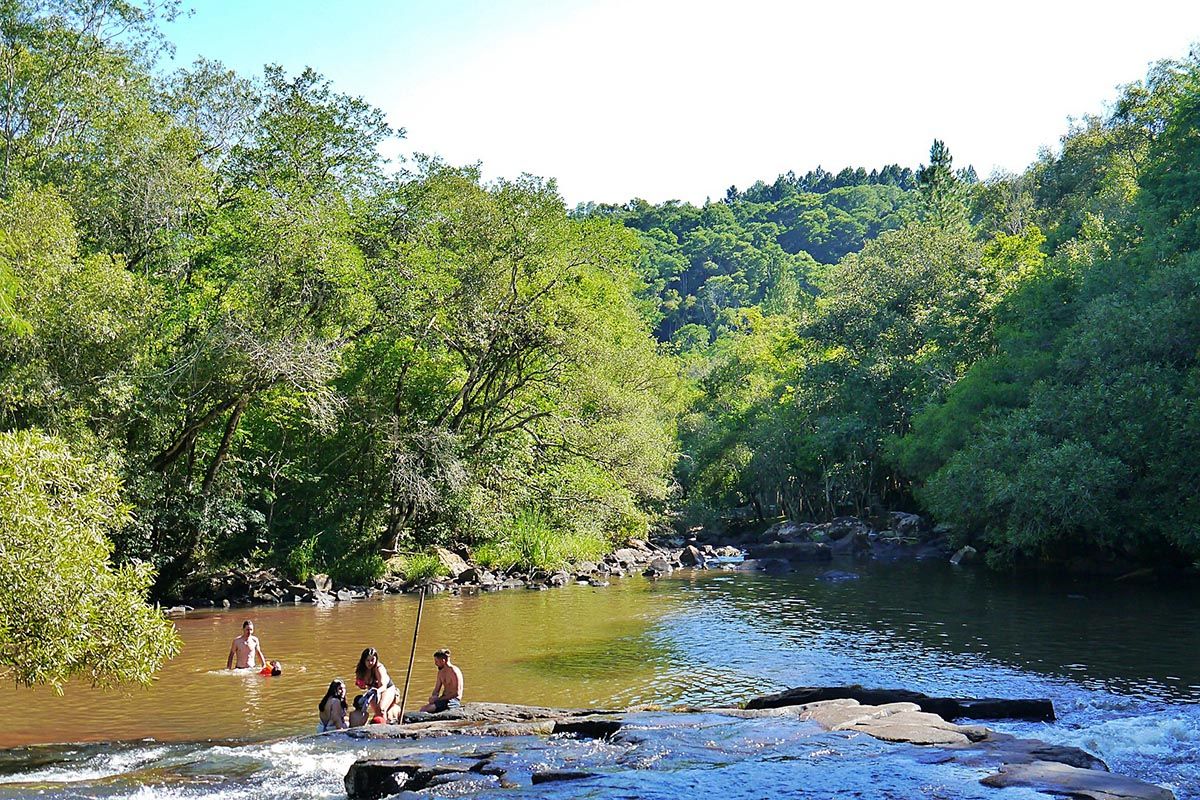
xmin=259 ymin=660 xmax=283 ymax=676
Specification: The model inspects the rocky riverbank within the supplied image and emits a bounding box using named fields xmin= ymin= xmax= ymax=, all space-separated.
xmin=166 ymin=512 xmax=962 ymax=613
xmin=334 ymin=690 xmax=1174 ymax=800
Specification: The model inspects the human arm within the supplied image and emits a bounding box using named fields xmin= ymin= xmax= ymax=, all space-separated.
xmin=429 ymin=670 xmax=445 ymax=702
xmin=252 ymin=637 xmax=267 ymax=669
xmin=227 ymin=639 xmax=236 ymax=670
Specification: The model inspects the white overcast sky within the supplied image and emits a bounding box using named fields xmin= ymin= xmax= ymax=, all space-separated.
xmin=168 ymin=0 xmax=1200 ymax=205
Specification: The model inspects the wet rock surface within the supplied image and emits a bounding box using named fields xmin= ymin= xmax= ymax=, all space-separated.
xmin=338 ymin=698 xmax=1174 ymax=800
xmin=745 ymin=685 xmax=1056 ymax=721
xmin=981 ymin=760 xmax=1176 ymax=800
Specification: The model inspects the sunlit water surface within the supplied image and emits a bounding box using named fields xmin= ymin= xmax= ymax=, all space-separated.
xmin=0 ymin=561 xmax=1196 ymax=798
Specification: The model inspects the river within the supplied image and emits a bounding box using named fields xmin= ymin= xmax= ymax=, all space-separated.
xmin=0 ymin=561 xmax=1196 ymax=798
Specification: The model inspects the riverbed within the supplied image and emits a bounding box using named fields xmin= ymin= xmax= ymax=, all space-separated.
xmin=0 ymin=561 xmax=1195 ymax=798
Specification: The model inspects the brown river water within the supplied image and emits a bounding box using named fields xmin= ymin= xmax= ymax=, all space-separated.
xmin=1 ymin=563 xmax=1199 ymax=798
xmin=1 ymin=577 xmax=687 ymax=748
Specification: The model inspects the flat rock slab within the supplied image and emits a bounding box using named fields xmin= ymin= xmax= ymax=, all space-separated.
xmin=347 ymin=720 xmax=557 ymax=739
xmin=400 ymin=702 xmax=608 ymax=724
xmin=746 ymin=685 xmax=1055 ymax=721
xmin=787 ymin=700 xmax=986 ymax=747
xmin=981 ymin=760 xmax=1175 ymax=800
xmin=932 ymin=732 xmax=1108 ymax=772
xmin=342 ymin=704 xmax=623 ymax=741
xmin=798 ymin=701 xmax=923 ymax=730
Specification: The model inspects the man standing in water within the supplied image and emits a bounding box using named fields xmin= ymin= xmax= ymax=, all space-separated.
xmin=226 ymin=620 xmax=268 ymax=670
xmin=419 ymin=648 xmax=463 ymax=713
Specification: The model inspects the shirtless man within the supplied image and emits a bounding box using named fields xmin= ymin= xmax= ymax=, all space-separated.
xmin=226 ymin=620 xmax=267 ymax=670
xmin=419 ymin=648 xmax=463 ymax=713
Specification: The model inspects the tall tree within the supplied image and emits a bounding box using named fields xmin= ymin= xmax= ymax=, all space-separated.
xmin=916 ymin=139 xmax=969 ymax=230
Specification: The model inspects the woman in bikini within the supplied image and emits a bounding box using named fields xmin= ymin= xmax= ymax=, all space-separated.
xmin=317 ymin=679 xmax=348 ymax=732
xmin=355 ymin=647 xmax=399 ymax=722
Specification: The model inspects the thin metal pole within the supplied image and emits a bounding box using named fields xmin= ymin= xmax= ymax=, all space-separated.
xmin=398 ymin=586 xmax=426 ymax=723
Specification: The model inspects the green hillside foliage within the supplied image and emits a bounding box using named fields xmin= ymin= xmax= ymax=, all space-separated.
xmin=586 ymin=166 xmax=919 ymax=343
xmin=678 ymin=50 xmax=1200 ymax=570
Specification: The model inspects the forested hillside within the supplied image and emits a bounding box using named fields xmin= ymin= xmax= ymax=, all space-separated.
xmin=586 ymin=165 xmax=920 ymax=343
xmin=673 ymin=53 xmax=1200 ymax=570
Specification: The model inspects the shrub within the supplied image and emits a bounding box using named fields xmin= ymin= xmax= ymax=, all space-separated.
xmin=393 ymin=552 xmax=449 ymax=582
xmin=285 ymin=534 xmax=320 ymax=583
xmin=472 ymin=509 xmax=611 ymax=572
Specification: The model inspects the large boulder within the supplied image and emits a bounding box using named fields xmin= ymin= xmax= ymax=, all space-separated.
xmin=822 ymin=517 xmax=872 ymax=541
xmin=888 ymin=512 xmax=928 ymax=537
xmin=744 ymin=541 xmax=832 ymax=562
xmin=344 ymin=760 xmax=488 ymax=799
xmin=830 ymin=531 xmax=870 ymax=556
xmin=433 ymin=547 xmax=470 ymax=579
xmin=734 ymin=558 xmax=791 ymax=574
xmin=679 ymin=545 xmax=705 ymax=567
xmin=610 ymin=548 xmax=645 ymax=566
xmin=306 ymin=573 xmax=333 ymax=593
xmin=344 ymin=760 xmax=418 ymax=799
xmin=642 ymin=557 xmax=673 ymax=577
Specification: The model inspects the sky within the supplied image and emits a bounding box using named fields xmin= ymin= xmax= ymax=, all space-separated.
xmin=164 ymin=0 xmax=1200 ymax=206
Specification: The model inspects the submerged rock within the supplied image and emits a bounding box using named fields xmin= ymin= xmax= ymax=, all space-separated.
xmin=981 ymin=760 xmax=1174 ymax=800
xmin=950 ymin=545 xmax=978 ymax=566
xmin=816 ymin=569 xmax=859 ymax=582
xmin=531 ymin=770 xmax=597 ymax=784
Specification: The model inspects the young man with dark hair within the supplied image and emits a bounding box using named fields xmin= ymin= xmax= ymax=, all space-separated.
xmin=419 ymin=648 xmax=463 ymax=713
xmin=227 ymin=620 xmax=268 ymax=670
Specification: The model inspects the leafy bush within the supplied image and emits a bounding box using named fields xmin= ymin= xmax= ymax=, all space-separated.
xmin=473 ymin=509 xmax=610 ymax=572
xmin=393 ymin=552 xmax=449 ymax=582
xmin=284 ymin=534 xmax=320 ymax=583
xmin=329 ymin=549 xmax=387 ymax=586
xmin=0 ymin=430 xmax=180 ymax=688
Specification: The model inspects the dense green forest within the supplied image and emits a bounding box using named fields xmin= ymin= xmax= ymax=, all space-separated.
xmin=659 ymin=57 xmax=1200 ymax=570
xmin=1 ymin=1 xmax=1198 ymax=684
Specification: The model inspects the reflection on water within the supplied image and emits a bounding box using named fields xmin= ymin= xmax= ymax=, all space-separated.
xmin=0 ymin=562 xmax=1197 ymax=797
xmin=0 ymin=580 xmax=683 ymax=748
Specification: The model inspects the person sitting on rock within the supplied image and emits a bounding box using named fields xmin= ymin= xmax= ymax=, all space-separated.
xmin=348 ymin=692 xmax=384 ymax=726
xmin=419 ymin=648 xmax=463 ymax=713
xmin=318 ymin=680 xmax=348 ymax=732
xmin=348 ymin=694 xmax=368 ymax=727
